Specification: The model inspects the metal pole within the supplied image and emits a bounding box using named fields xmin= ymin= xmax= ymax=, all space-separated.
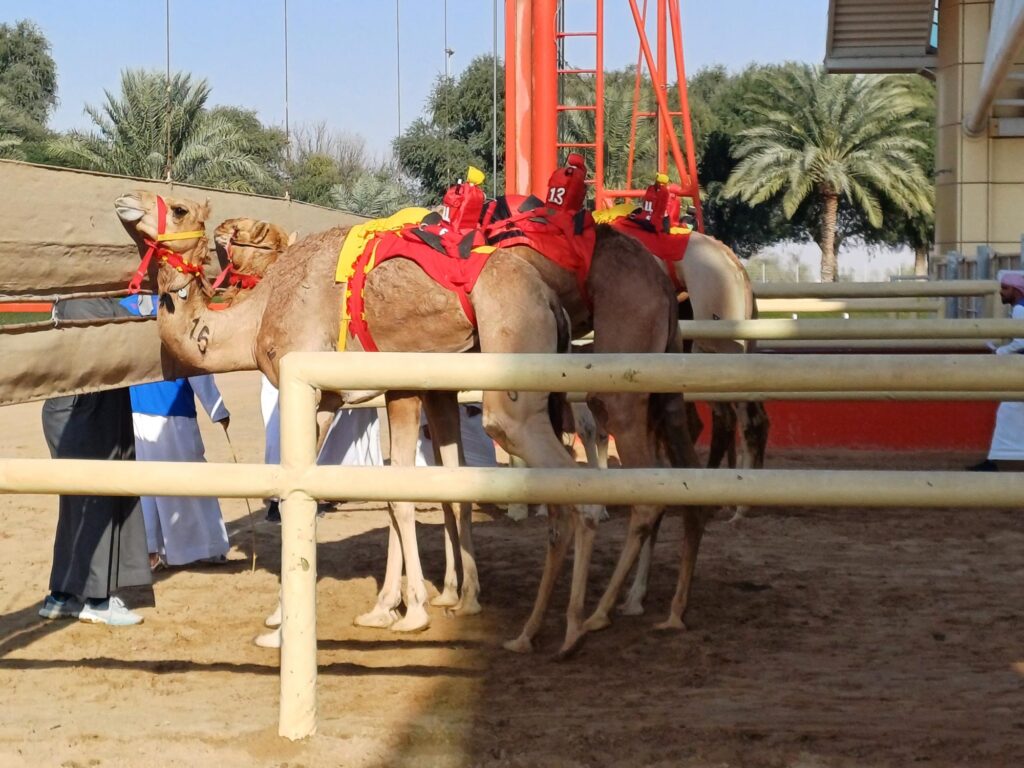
xmin=493 ymin=0 xmax=499 ymax=196
xmin=165 ymin=0 xmax=172 ymax=182
xmin=396 ymin=0 xmax=402 ymax=142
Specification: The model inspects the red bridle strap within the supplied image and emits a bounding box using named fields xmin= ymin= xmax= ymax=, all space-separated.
xmin=128 ymin=195 xmax=206 ymax=293
xmin=211 ymin=241 xmax=262 ymax=291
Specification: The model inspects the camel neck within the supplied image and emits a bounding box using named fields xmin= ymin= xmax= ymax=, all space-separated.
xmin=155 ymin=272 xmax=264 ymax=375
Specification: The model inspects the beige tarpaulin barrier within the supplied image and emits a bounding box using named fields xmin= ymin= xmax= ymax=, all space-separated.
xmin=0 ymin=318 xmax=195 ymax=406
xmin=0 ymin=160 xmax=364 ymax=294
xmin=0 ymin=160 xmax=367 ymax=404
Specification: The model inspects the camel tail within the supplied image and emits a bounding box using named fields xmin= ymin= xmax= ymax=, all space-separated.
xmin=547 ymin=304 xmax=573 ymax=438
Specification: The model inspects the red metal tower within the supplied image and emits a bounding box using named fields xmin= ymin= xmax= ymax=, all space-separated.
xmin=504 ymin=0 xmax=703 ymax=230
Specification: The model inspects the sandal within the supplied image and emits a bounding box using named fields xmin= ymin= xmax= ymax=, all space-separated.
xmin=149 ymin=554 xmax=167 ymax=572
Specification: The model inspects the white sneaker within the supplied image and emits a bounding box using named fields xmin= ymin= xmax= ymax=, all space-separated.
xmin=265 ymin=602 xmax=282 ymax=628
xmin=78 ymin=596 xmax=144 ymax=626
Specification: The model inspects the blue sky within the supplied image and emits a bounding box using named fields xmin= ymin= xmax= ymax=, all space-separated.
xmin=2 ymin=1 xmax=827 ymax=156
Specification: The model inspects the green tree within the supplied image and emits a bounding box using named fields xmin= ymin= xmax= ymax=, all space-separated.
xmin=559 ymin=68 xmax=658 ymax=192
xmin=332 ymin=165 xmax=415 ymax=217
xmin=0 ymin=20 xmax=57 ymax=127
xmin=724 ymin=64 xmax=933 ymax=281
xmin=208 ymin=106 xmax=287 ymax=195
xmin=0 ymin=20 xmax=59 ymax=158
xmin=689 ymin=64 xmax=801 ymax=256
xmin=288 ymin=152 xmax=343 ymax=206
xmin=395 ymin=55 xmax=504 ymax=203
xmin=47 ymin=69 xmax=272 ymax=192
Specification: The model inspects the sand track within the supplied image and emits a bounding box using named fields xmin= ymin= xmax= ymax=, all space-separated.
xmin=1 ymin=372 xmax=1021 ymax=767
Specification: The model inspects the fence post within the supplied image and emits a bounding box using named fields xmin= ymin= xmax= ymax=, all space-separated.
xmin=944 ymin=251 xmax=960 ymax=318
xmin=976 ymin=246 xmax=993 ymax=317
xmin=278 ymin=357 xmax=320 ymax=740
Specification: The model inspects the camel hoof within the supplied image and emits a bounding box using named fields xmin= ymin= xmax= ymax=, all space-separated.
xmin=503 ymin=635 xmax=534 ymax=654
xmin=430 ymin=590 xmax=460 ymax=608
xmin=353 ymin=606 xmax=400 ymax=629
xmin=653 ymin=616 xmax=688 ymax=632
xmin=264 ymin=603 xmax=282 ymax=629
xmin=582 ymin=611 xmax=611 ymax=633
xmin=617 ymin=599 xmax=645 ymax=617
xmin=254 ymin=628 xmax=281 ymax=649
xmin=390 ymin=608 xmax=430 ymax=633
xmin=726 ymin=508 xmax=746 ymax=526
xmin=506 ymin=504 xmax=529 ymax=522
xmin=555 ymin=631 xmax=587 ymax=661
xmin=445 ymin=598 xmax=482 ymax=618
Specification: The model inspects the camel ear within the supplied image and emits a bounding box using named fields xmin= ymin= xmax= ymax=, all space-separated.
xmin=287 ymin=231 xmax=298 ymax=246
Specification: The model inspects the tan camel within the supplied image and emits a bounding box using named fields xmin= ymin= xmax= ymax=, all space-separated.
xmin=209 ymin=216 xmax=481 ymax=645
xmin=211 ymin=217 xmax=296 ymax=304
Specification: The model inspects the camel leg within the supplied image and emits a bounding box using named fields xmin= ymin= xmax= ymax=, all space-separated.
xmin=582 ymin=392 xmax=663 ymax=634
xmin=503 ymin=504 xmax=574 ymax=653
xmin=353 ymin=513 xmax=405 ymax=628
xmin=708 ymin=402 xmax=738 ymax=470
xmin=387 ymin=393 xmax=432 ymax=632
xmin=655 ymin=510 xmax=708 ymax=631
xmin=617 ymin=512 xmax=664 ymax=616
xmin=486 ymin=391 xmax=601 ymax=656
xmin=352 ymin=394 xmax=426 ymax=630
xmin=506 ymin=454 xmax=530 ymax=522
xmin=422 ymin=391 xmax=481 ymax=616
xmin=727 ymin=400 xmax=771 ymax=523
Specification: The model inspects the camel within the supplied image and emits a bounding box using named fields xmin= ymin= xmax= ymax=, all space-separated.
xmin=579 ymin=197 xmax=770 ymax=629
xmin=209 ymin=216 xmax=484 ymax=646
xmin=211 ymin=217 xmax=296 ymax=305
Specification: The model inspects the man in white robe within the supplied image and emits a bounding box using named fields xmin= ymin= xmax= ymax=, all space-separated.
xmin=979 ymin=272 xmax=1024 ymax=469
xmin=261 ymin=380 xmax=384 ymax=521
xmin=121 ymin=296 xmax=231 ymax=566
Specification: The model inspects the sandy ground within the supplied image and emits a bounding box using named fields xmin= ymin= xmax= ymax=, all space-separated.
xmin=0 ymin=371 xmax=1022 ymax=768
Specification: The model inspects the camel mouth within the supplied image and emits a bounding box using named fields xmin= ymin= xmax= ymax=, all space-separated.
xmin=114 ymin=195 xmax=145 ymax=222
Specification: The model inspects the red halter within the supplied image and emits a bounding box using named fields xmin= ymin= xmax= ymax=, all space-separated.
xmin=128 ymin=195 xmax=206 ymax=293
xmin=211 ymin=241 xmax=262 ymax=291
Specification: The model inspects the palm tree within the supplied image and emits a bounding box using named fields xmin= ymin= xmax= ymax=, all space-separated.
xmin=724 ymin=65 xmax=933 ymax=282
xmin=559 ymin=68 xmax=659 ymax=191
xmin=331 ymin=166 xmax=415 ymax=217
xmin=48 ymin=69 xmax=272 ymax=192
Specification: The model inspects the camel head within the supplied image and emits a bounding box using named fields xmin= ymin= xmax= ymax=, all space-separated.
xmin=213 ymin=217 xmax=296 ymax=280
xmin=114 ymin=190 xmax=211 ymax=294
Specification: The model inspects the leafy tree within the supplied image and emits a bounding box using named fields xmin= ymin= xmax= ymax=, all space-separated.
xmin=0 ymin=20 xmax=57 ymax=127
xmin=395 ymin=55 xmax=504 ymax=203
xmin=288 ymin=152 xmax=344 ymax=206
xmin=47 ymin=69 xmax=273 ymax=192
xmin=724 ymin=64 xmax=933 ymax=281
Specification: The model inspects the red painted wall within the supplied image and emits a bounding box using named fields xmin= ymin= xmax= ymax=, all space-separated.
xmin=694 ymin=401 xmax=998 ymax=451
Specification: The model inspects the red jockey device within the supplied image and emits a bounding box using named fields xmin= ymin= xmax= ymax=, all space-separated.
xmin=545 ymin=152 xmax=588 ymax=211
xmin=442 ymin=166 xmax=486 ymax=231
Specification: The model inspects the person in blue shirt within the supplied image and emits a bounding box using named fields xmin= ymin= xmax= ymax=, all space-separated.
xmin=120 ymin=295 xmax=231 ymax=568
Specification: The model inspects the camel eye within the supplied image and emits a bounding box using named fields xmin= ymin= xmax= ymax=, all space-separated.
xmin=172 ymin=206 xmax=188 ymax=217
